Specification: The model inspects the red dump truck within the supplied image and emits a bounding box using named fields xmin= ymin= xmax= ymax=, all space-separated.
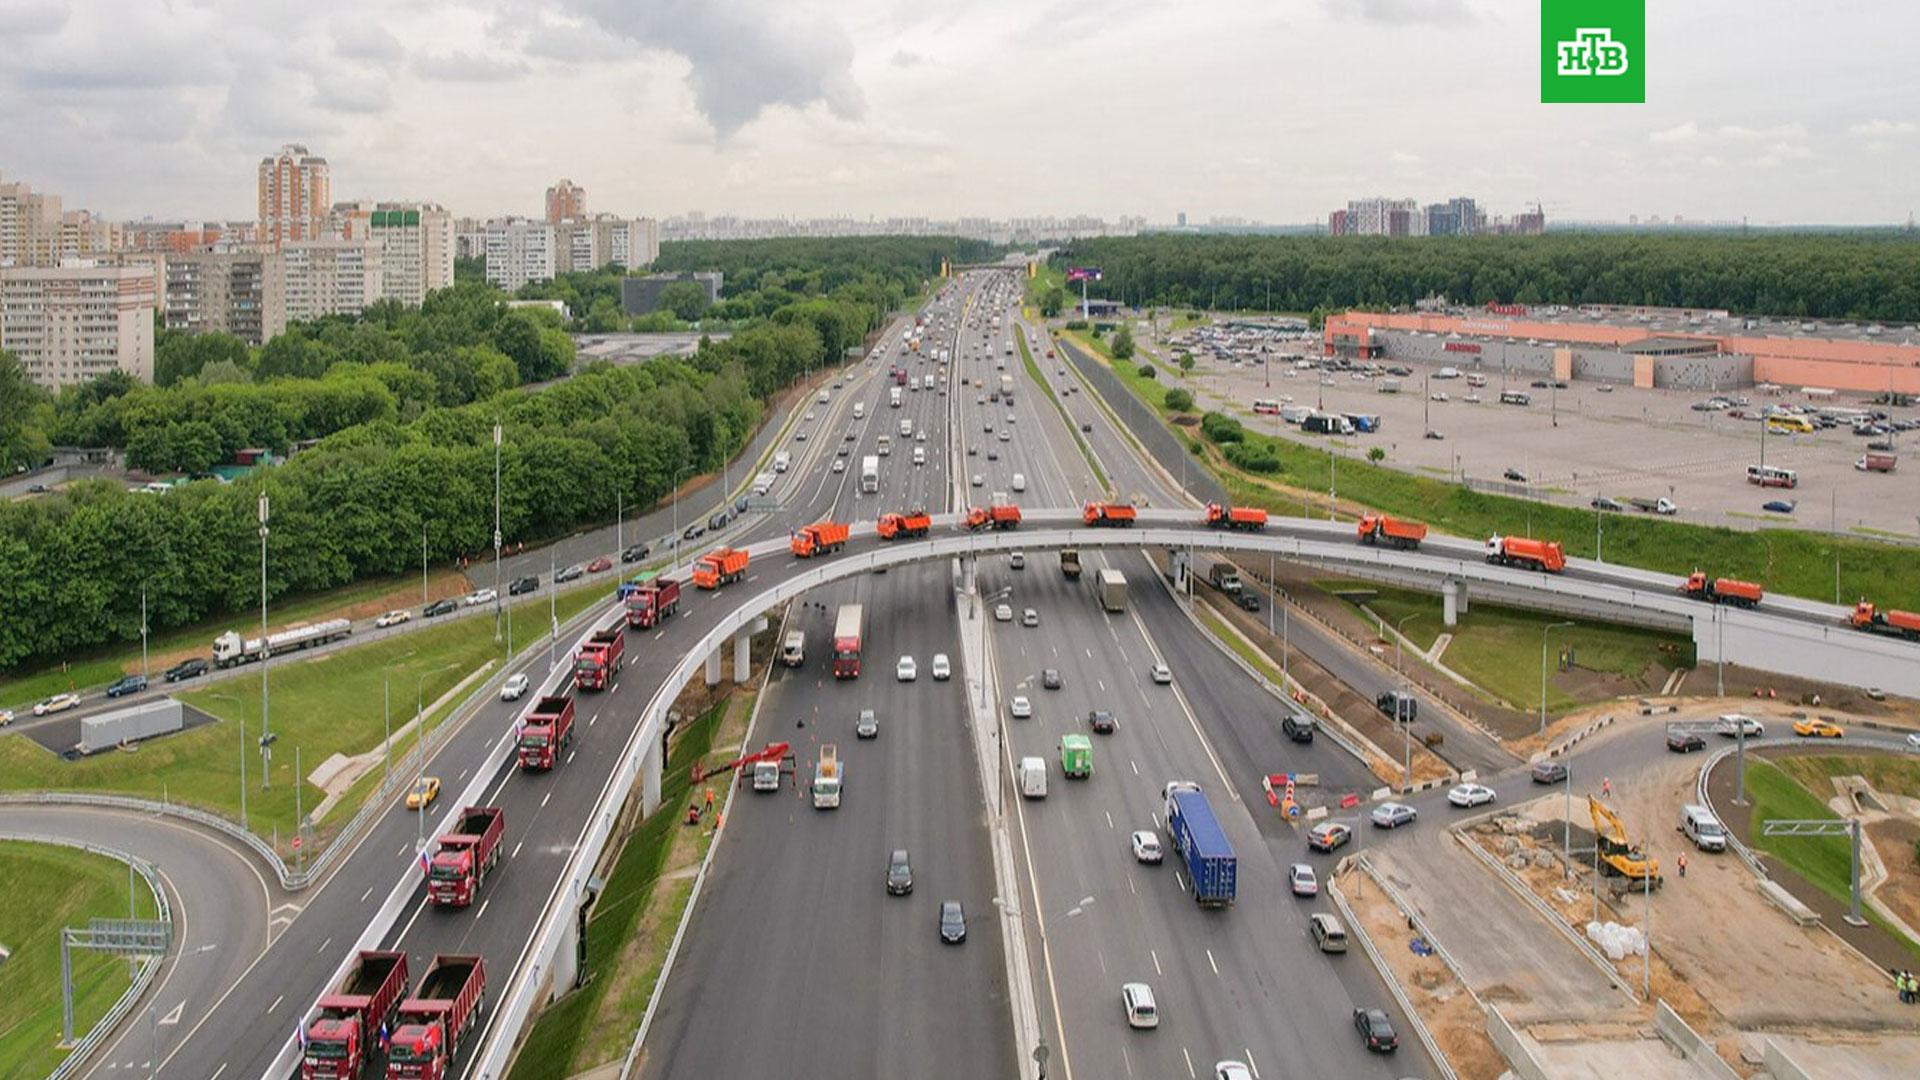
xmin=1356 ymin=513 xmax=1428 ymax=549
xmin=1485 ymin=534 xmax=1566 ymax=573
xmin=623 ymin=576 xmax=680 ymax=629
xmin=1852 ymin=601 xmax=1920 ymax=641
xmin=1204 ymin=503 xmax=1268 ymax=531
xmin=1679 ymin=571 xmax=1764 ymax=608
xmin=384 ymin=955 xmax=486 ymax=1080
xmin=573 ymin=625 xmax=623 ymax=691
xmin=1083 ymin=502 xmax=1137 ymax=527
xmin=790 ymin=521 xmax=850 ymax=557
xmin=302 ymin=950 xmax=410 ymax=1079
xmin=691 ymin=547 xmax=750 ymax=589
xmin=517 ymin=694 xmax=574 ymax=770
xmin=426 ymin=806 xmax=504 ymax=907
xmin=965 ymin=504 xmax=1022 ymax=531
xmin=877 ymin=510 xmax=931 ymax=540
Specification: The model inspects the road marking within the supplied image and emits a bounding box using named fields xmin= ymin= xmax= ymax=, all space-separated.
xmin=1181 ymin=1047 xmax=1195 ymax=1079
xmin=1121 ymin=1046 xmax=1134 ymax=1078
xmin=590 ymin=712 xmax=599 ymax=726
xmin=1151 ymin=948 xmax=1162 ymax=975
xmin=210 ymin=1065 xmax=227 ymax=1080
xmin=1104 ymin=811 xmax=1113 ymax=830
xmin=267 ymin=994 xmax=283 ymax=1014
xmin=567 ymin=750 xmax=576 ymax=764
xmin=612 ymin=682 xmax=620 ymax=694
xmin=158 ymin=1000 xmax=184 ymax=1026
xmin=541 ymin=791 xmax=552 ymax=808
xmin=1128 ymin=878 xmax=1136 ymax=895
xmin=1130 ymin=759 xmax=1139 ymax=776
xmin=653 ymin=631 xmax=665 ymax=640
xmin=359 ymin=885 xmax=374 ymax=903
xmin=394 ymin=896 xmax=428 ymax=944
xmin=316 ymin=936 xmax=331 ymax=955
xmin=1246 ymin=1049 xmax=1261 ymax=1078
xmin=1206 ymin=948 xmax=1219 ymax=975
xmin=476 ymin=898 xmax=490 ymax=922
xmin=1097 ymin=679 xmax=1106 ymax=692
xmin=457 ymin=767 xmax=468 ymax=782
xmin=1175 ymin=870 xmax=1187 ymax=893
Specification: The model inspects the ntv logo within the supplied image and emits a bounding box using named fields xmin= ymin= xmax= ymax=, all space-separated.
xmin=1556 ymin=28 xmax=1629 ymax=77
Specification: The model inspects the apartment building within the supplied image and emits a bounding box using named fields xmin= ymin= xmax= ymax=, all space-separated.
xmin=553 ymin=215 xmax=660 ymax=274
xmin=258 ymin=144 xmax=331 ymax=248
xmin=546 ymin=179 xmax=586 ymax=223
xmin=483 ymin=218 xmax=556 ymax=291
xmin=0 ymin=262 xmax=158 ymax=387
xmin=282 ymin=239 xmax=383 ymax=322
xmin=162 ymin=250 xmax=287 ymax=345
xmin=335 ymin=201 xmax=454 ymax=306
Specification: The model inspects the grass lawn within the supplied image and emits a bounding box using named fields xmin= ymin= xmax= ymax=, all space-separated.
xmin=507 ymin=698 xmax=731 ymax=1080
xmin=0 ymin=840 xmax=160 ymax=1079
xmin=1334 ymin=582 xmax=1693 ymax=715
xmin=1745 ymin=760 xmax=1853 ymax=894
xmin=1063 ymin=332 xmax=1920 ymax=611
xmin=1774 ymin=754 xmax=1920 ymax=802
xmin=0 ymin=583 xmax=610 ymax=853
xmin=1018 ymin=333 xmax=1109 ymax=493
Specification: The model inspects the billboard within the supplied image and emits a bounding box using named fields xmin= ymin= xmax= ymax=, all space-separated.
xmin=1065 ymin=267 xmax=1103 ymax=283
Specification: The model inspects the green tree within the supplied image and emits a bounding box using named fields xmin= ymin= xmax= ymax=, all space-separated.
xmin=1039 ymin=286 xmax=1066 ymax=318
xmin=1137 ymin=363 xmax=1157 ymax=379
xmin=155 ymin=329 xmax=251 ymax=387
xmin=1367 ymin=447 xmax=1386 ymax=463
xmin=0 ymin=351 xmax=51 ymax=472
xmin=1164 ymin=388 xmax=1194 ymax=411
xmin=1111 ymin=325 xmax=1135 ymax=359
xmin=1177 ymin=352 xmax=1195 ymax=376
xmin=657 ymin=281 xmax=712 ymax=322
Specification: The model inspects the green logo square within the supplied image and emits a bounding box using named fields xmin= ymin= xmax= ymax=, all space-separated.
xmin=1542 ymin=0 xmax=1644 ymax=103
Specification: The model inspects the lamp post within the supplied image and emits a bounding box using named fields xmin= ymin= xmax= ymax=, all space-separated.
xmin=670 ymin=462 xmax=692 ymax=574
xmin=1395 ymin=612 xmax=1422 ymax=790
xmin=493 ymin=423 xmax=503 ymax=643
xmin=258 ymin=492 xmax=271 ymax=792
xmin=1540 ymin=620 xmax=1575 ymax=734
xmin=140 ymin=586 xmax=149 ymax=681
xmin=421 ymin=521 xmax=428 ymax=607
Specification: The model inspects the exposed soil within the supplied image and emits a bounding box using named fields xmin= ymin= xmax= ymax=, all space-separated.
xmin=1685 ymin=661 xmax=1920 ymax=723
xmin=1866 ymin=817 xmax=1920 ymax=939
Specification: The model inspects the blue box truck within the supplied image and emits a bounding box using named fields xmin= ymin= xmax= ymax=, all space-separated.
xmin=1165 ymin=782 xmax=1237 ymax=906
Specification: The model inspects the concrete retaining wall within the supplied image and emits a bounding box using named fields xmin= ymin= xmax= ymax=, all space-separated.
xmin=1485 ymin=1006 xmax=1552 ymax=1080
xmin=1654 ymin=999 xmax=1741 ymax=1080
xmin=1763 ymin=1038 xmax=1816 ymax=1080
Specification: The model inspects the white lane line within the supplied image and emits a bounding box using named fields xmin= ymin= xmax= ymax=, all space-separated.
xmin=567 ymin=750 xmax=576 ymax=764
xmin=1128 ymin=877 xmax=1136 ymax=895
xmin=1097 ymin=679 xmax=1106 ymax=692
xmin=1104 ymin=810 xmax=1113 ymax=830
xmin=541 ymin=790 xmax=552 ymax=808
xmin=1175 ymin=870 xmax=1188 ymax=893
xmin=1130 ymin=759 xmax=1139 ymax=776
xmin=511 ymin=841 xmax=524 ymax=859
xmin=210 ymin=1065 xmax=228 ymax=1080
xmin=1122 ymin=1046 xmax=1134 ymax=1078
xmin=316 ymin=936 xmax=331 ymax=955
xmin=1246 ymin=1049 xmax=1261 ymax=1079
xmin=590 ymin=711 xmax=600 ymax=726
xmin=476 ymin=898 xmax=490 ymax=922
xmin=1206 ymin=948 xmax=1220 ymax=975
xmin=1151 ymin=948 xmax=1162 ymax=975
xmin=653 ymin=630 xmax=665 ymax=640
xmin=1182 ymin=1047 xmax=1196 ymax=1079
xmin=359 ymin=885 xmax=374 ymax=903
xmin=457 ymin=768 xmax=468 ymax=782
xmin=267 ymin=994 xmax=283 ymax=1015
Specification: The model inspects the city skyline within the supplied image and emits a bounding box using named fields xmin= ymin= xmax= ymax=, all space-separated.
xmin=2 ymin=1 xmax=1916 ymax=225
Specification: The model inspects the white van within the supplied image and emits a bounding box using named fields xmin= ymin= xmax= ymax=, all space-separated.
xmin=1121 ymin=983 xmax=1159 ymax=1029
xmin=781 ymin=630 xmax=805 ymax=668
xmin=1680 ymin=804 xmax=1727 ymax=852
xmin=877 ymin=434 xmax=892 ymax=456
xmin=773 ymin=450 xmax=791 ymax=474
xmin=899 ymin=418 xmax=913 ymax=437
xmin=853 ymin=402 xmax=866 ymax=420
xmin=1019 ymin=756 xmax=1048 ymax=798
xmin=1011 ymin=473 xmax=1027 ymax=492
xmin=912 ymin=446 xmax=927 ymax=466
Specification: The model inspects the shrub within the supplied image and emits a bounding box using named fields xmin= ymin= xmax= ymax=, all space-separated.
xmin=1225 ymin=441 xmax=1282 ymax=474
xmin=1137 ymin=363 xmax=1157 ymax=379
xmin=1200 ymin=411 xmax=1245 ymax=444
xmin=1164 ymin=388 xmax=1194 ymax=412
xmin=1064 ymin=319 xmax=1089 ymax=330
xmin=1367 ymin=447 xmax=1386 ymax=463
xmin=1111 ymin=325 xmax=1136 ymax=359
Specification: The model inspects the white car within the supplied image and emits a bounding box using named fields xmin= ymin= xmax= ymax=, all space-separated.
xmin=931 ymin=653 xmax=951 ymax=680
xmin=896 ymin=655 xmax=918 ymax=682
xmin=1215 ymin=1064 xmax=1253 ymax=1080
xmin=1131 ymin=830 xmax=1164 ymax=864
xmin=1371 ymin=801 xmax=1418 ymax=829
xmin=994 ymin=603 xmax=1014 ymax=622
xmin=34 ymin=692 xmax=81 ymax=716
xmin=1022 ymin=608 xmax=1039 ymax=627
xmin=375 ymin=609 xmax=412 ymax=628
xmin=1009 ymin=695 xmax=1032 ymax=719
xmin=1909 ymin=732 xmax=1920 ymax=751
xmin=1288 ymin=863 xmax=1319 ymax=896
xmin=0 ymin=709 xmax=12 ymax=727
xmin=1150 ymin=663 xmax=1172 ymax=685
xmin=1448 ymin=783 xmax=1497 ymax=808
xmin=463 ymin=588 xmax=497 ymax=607
xmin=501 ymin=673 xmax=531 ymax=701
xmin=832 ymin=459 xmax=846 ymax=473
xmin=971 ymin=474 xmax=984 ymax=487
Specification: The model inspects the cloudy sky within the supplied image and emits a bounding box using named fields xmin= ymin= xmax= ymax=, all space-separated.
xmin=3 ymin=0 xmax=1916 ymax=225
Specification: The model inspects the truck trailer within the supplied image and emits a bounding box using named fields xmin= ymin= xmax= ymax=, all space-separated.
xmin=966 ymin=504 xmax=1022 ymax=531
xmin=302 ymin=950 xmax=410 ymax=1079
xmin=790 ymin=521 xmax=850 ymax=558
xmin=1059 ymin=549 xmax=1082 ymax=579
xmin=213 ymin=618 xmax=352 ymax=669
xmin=622 ymin=576 xmax=680 ymax=629
xmin=1082 ymin=502 xmax=1137 ymax=527
xmin=876 ymin=510 xmax=931 ymax=540
xmin=426 ymin=807 xmax=504 ymax=907
xmin=831 ymin=604 xmax=863 ymax=678
xmin=384 ymin=955 xmax=486 ymax=1080
xmin=1096 ymin=568 xmax=1128 ymax=613
xmin=517 ymin=695 xmax=574 ymax=770
xmin=1165 ymin=783 xmax=1236 ymax=906
xmin=1852 ymin=601 xmax=1920 ymax=641
xmin=1204 ymin=503 xmax=1268 ymax=531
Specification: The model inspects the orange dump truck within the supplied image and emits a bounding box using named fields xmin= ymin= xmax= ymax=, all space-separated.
xmin=1485 ymin=534 xmax=1566 ymax=573
xmin=1851 ymin=601 xmax=1920 ymax=641
xmin=1679 ymin=571 xmax=1764 ymax=608
xmin=966 ymin=504 xmax=1023 ymax=531
xmin=1357 ymin=513 xmax=1427 ymax=549
xmin=1204 ymin=503 xmax=1268 ymax=531
xmin=1083 ymin=502 xmax=1137 ymax=527
xmin=877 ymin=510 xmax=932 ymax=540
xmin=691 ymin=547 xmax=750 ymax=589
xmin=790 ymin=521 xmax=850 ymax=558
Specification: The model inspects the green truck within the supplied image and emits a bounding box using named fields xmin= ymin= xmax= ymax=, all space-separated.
xmin=1059 ymin=734 xmax=1093 ymax=779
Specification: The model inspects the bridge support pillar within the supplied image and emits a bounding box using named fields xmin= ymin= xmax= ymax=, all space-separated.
xmin=960 ymin=556 xmax=977 ymax=595
xmin=642 ymin=730 xmax=664 ymax=817
xmin=550 ymin=907 xmax=580 ymax=998
xmin=705 ymin=646 xmax=723 ymax=686
xmin=1167 ymin=549 xmax=1190 ymax=594
xmin=1443 ymin=579 xmax=1467 ymax=627
xmin=734 ymin=629 xmax=752 ymax=683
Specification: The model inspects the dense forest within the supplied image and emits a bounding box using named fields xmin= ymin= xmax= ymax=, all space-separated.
xmin=0 ymin=239 xmax=951 ymax=670
xmin=1056 ymin=232 xmax=1920 ymax=323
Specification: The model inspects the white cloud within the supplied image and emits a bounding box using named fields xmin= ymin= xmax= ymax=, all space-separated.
xmin=1848 ymin=118 xmax=1917 ymax=138
xmin=1389 ymin=150 xmax=1422 ymax=164
xmin=0 ymin=0 xmax=69 ymax=35
xmin=1649 ymin=121 xmax=1700 ymax=144
xmin=412 ymin=51 xmax=530 ymax=82
xmin=1329 ymin=0 xmax=1476 ymax=26
xmin=1718 ymin=122 xmax=1805 ymax=141
xmin=330 ymin=19 xmax=405 ymax=62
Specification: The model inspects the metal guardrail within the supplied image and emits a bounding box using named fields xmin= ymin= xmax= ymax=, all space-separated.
xmin=1327 ymin=860 xmax=1460 ymax=1080
xmin=0 ymin=832 xmax=173 ymax=1080
xmin=1695 ymin=738 xmax=1797 ymax=880
xmin=1450 ymin=821 xmax=1639 ymax=1000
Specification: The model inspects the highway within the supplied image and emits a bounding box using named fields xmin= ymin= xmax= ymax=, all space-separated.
xmin=639 ymin=275 xmax=1017 ymax=1078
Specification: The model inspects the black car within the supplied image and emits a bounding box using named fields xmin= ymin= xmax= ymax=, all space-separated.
xmin=939 ymin=900 xmax=967 ymax=944
xmin=1353 ymin=1008 xmax=1399 ymax=1052
xmin=106 ymin=674 xmax=148 ymax=698
xmin=1503 ymin=468 xmax=1528 ymax=483
xmin=1667 ymin=729 xmax=1705 ymax=753
xmin=1376 ymin=690 xmax=1417 ymax=723
xmin=1530 ymin=379 xmax=1551 ymax=389
xmin=1087 ymin=709 xmax=1117 ymax=735
xmin=1281 ymin=713 xmax=1315 ymax=743
xmin=620 ymin=544 xmax=651 ymax=564
xmin=1235 ymin=591 xmax=1261 ymax=612
xmin=509 ymin=575 xmax=540 ymax=596
xmin=707 ymin=510 xmax=730 ymax=531
xmin=163 ymin=658 xmax=209 ymax=683
xmin=423 ymin=598 xmax=458 ymax=617
xmin=887 ymin=849 xmax=913 ymax=895
xmin=682 ymin=523 xmax=707 ymax=542
xmin=1590 ymin=496 xmax=1625 ymax=512
xmin=1041 ymin=668 xmax=1062 ymax=690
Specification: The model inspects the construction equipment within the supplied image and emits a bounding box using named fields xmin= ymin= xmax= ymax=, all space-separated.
xmin=1486 ymin=534 xmax=1566 ymax=573
xmin=876 ymin=510 xmax=931 ymax=540
xmin=1588 ymin=796 xmax=1662 ymax=888
xmin=691 ymin=547 xmax=750 ymax=589
xmin=789 ymin=521 xmax=850 ymax=558
xmin=691 ymin=740 xmax=795 ymax=786
xmin=813 ymin=745 xmax=843 ymax=808
xmin=965 ymin=504 xmax=1022 ymax=531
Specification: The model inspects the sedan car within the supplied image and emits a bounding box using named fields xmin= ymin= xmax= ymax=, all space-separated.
xmin=1087 ymin=709 xmax=1117 ymax=735
xmin=509 ymin=575 xmax=540 ymax=596
xmin=1214 ymin=1063 xmax=1253 ymax=1080
xmin=1131 ymin=830 xmax=1164 ymax=864
xmin=1370 ymin=801 xmax=1417 ymax=829
xmin=832 ymin=459 xmax=846 ymax=473
xmin=554 ymin=564 xmax=585 ymax=584
xmin=931 ymin=654 xmax=951 ymax=680
xmin=1762 ymin=499 xmax=1796 ymax=514
xmin=163 ymin=657 xmax=209 ymax=683
xmin=462 ymin=588 xmax=497 ymax=607
xmin=1590 ymin=496 xmax=1626 ymax=512
xmin=1794 ymin=717 xmax=1844 ymax=738
xmin=682 ymin=523 xmax=707 ymax=542
xmin=939 ymin=900 xmax=968 ymax=944
xmin=1289 ymin=863 xmax=1319 ymax=896
xmin=34 ymin=692 xmax=82 ymax=717
xmin=105 ymin=674 xmax=148 ymax=699
xmin=405 ymin=775 xmax=441 ymax=810
xmin=1503 ymin=468 xmax=1529 ymax=483
xmin=971 ymin=474 xmax=984 ymax=487
xmin=1022 ymin=608 xmax=1040 ymax=627
xmin=998 ymin=429 xmax=1011 ymax=442
xmin=1150 ymin=663 xmax=1172 ymax=685
xmin=886 ymin=849 xmax=913 ymax=895
xmin=1353 ymin=1007 xmax=1399 ymax=1052
xmin=1041 ymin=668 xmax=1062 ymax=690
xmin=857 ymin=708 xmax=879 ymax=740
xmin=1666 ymin=729 xmax=1706 ymax=753
xmin=1448 ymin=783 xmax=1497 ymax=808
xmin=620 ymin=543 xmax=651 ymax=563
xmin=896 ymin=655 xmax=918 ymax=682
xmin=994 ymin=603 xmax=1013 ymax=622
xmin=375 ymin=609 xmax=413 ymax=628
xmin=1009 ymin=695 xmax=1032 ymax=719
xmin=1307 ymin=820 xmax=1352 ymax=853
xmin=501 ymin=673 xmax=530 ymax=701
xmin=986 ymin=448 xmax=1000 ymax=461
xmin=586 ymin=556 xmax=613 ymax=574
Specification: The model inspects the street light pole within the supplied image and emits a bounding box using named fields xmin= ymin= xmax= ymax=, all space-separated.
xmin=493 ymin=423 xmax=503 ymax=643
xmin=1540 ymin=620 xmax=1574 ymax=734
xmin=1395 ymin=613 xmax=1421 ymax=791
xmin=140 ymin=586 xmax=149 ymax=681
xmin=421 ymin=522 xmax=428 ymax=607
xmin=258 ymin=492 xmax=271 ymax=792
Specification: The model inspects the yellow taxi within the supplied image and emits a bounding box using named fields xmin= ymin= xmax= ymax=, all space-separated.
xmin=1792 ymin=718 xmax=1844 ymax=739
xmin=405 ymin=776 xmax=442 ymax=810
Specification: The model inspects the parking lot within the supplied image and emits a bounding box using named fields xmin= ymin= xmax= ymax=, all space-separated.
xmin=1137 ymin=322 xmax=1920 ymax=539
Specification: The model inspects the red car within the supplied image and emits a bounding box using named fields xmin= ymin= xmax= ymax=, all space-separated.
xmin=586 ymin=556 xmax=613 ymax=574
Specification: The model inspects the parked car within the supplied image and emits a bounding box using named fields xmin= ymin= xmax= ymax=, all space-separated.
xmin=509 ymin=575 xmax=540 ymax=596
xmin=1288 ymin=863 xmax=1319 ymax=896
xmin=1131 ymin=830 xmax=1164 ymax=864
xmin=554 ymin=564 xmax=584 ymax=583
xmin=1307 ymin=821 xmax=1351 ymax=853
xmin=105 ymin=674 xmax=147 ymax=699
xmin=375 ymin=609 xmax=412 ymax=628
xmin=501 ymin=673 xmax=530 ymax=701
xmin=424 ymin=598 xmax=458 ymax=617
xmin=164 ymin=657 xmax=209 ymax=682
xmin=586 ymin=556 xmax=613 ymax=574
xmin=1370 ymin=801 xmax=1417 ymax=829
xmin=1447 ymin=783 xmax=1497 ymax=808
xmin=621 ymin=543 xmax=651 ymax=563
xmin=1353 ymin=1008 xmax=1399 ymax=1052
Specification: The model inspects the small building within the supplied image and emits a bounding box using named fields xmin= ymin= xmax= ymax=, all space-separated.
xmin=621 ymin=271 xmax=723 ymax=316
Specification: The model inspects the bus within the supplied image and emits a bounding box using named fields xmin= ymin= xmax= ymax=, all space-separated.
xmin=1252 ymin=398 xmax=1283 ymax=416
xmin=1746 ymin=465 xmax=1798 ymax=488
xmin=1765 ymin=415 xmax=1814 ymax=434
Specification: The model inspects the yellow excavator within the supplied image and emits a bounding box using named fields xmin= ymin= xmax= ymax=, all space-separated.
xmin=1588 ymin=796 xmax=1663 ymax=888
